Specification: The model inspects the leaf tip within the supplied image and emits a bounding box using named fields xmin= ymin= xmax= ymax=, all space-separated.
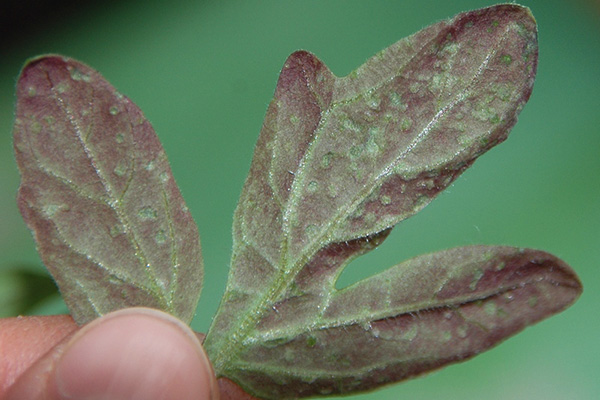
xmin=18 ymin=54 xmax=68 ymax=80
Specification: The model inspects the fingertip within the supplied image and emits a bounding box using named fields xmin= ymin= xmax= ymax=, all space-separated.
xmin=52 ymin=308 xmax=217 ymax=400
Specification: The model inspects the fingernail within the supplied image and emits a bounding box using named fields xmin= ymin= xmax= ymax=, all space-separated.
xmin=55 ymin=308 xmax=216 ymax=400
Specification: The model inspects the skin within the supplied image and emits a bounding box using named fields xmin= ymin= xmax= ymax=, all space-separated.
xmin=0 ymin=308 xmax=257 ymax=400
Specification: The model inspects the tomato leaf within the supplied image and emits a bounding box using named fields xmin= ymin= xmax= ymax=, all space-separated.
xmin=13 ymin=56 xmax=203 ymax=325
xmin=220 ymin=246 xmax=580 ymax=399
xmin=204 ymin=5 xmax=581 ymax=399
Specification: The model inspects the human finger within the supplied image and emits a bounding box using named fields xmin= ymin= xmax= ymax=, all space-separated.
xmin=4 ymin=307 xmax=218 ymax=400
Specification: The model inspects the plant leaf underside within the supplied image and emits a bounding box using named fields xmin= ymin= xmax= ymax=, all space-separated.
xmin=12 ymin=4 xmax=582 ymax=400
xmin=203 ymin=5 xmax=581 ymax=399
xmin=14 ymin=56 xmax=203 ymax=325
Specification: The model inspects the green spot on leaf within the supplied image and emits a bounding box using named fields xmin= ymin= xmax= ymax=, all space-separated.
xmin=109 ymin=225 xmax=123 ymax=238
xmin=484 ymin=301 xmax=497 ymax=316
xmin=389 ymin=92 xmax=402 ymax=107
xmin=70 ymin=67 xmax=91 ymax=82
xmin=350 ymin=145 xmax=363 ymax=158
xmin=528 ymin=296 xmax=539 ymax=308
xmin=470 ymin=268 xmax=484 ymax=290
xmin=43 ymin=204 xmax=62 ymax=217
xmin=321 ymin=152 xmax=333 ymax=168
xmin=30 ymin=121 xmax=42 ymax=134
xmin=400 ymin=117 xmax=412 ymax=131
xmin=55 ymin=81 xmax=69 ymax=93
xmin=441 ymin=331 xmax=453 ymax=342
xmin=155 ymin=229 xmax=167 ymax=244
xmin=113 ymin=161 xmax=127 ymax=177
xmin=138 ymin=207 xmax=157 ymax=220
xmin=401 ymin=325 xmax=418 ymax=341
xmin=501 ymin=54 xmax=513 ymax=65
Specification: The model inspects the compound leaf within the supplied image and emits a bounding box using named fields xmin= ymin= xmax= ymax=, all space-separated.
xmin=204 ymin=5 xmax=581 ymax=398
xmin=13 ymin=56 xmax=203 ymax=325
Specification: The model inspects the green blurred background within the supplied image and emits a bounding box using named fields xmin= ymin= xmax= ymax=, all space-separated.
xmin=1 ymin=0 xmax=598 ymax=398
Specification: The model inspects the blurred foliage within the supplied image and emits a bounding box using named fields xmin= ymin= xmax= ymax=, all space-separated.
xmin=0 ymin=265 xmax=59 ymax=318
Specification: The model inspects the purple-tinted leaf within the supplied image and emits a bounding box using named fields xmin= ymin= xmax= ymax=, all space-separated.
xmin=204 ymin=5 xmax=580 ymax=399
xmin=13 ymin=56 xmax=203 ymax=325
xmin=227 ymin=247 xmax=581 ymax=399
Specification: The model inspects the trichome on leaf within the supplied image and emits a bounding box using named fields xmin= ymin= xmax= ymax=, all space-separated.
xmin=12 ymin=4 xmax=581 ymax=400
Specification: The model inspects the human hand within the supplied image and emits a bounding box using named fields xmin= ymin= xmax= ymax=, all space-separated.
xmin=0 ymin=308 xmax=257 ymax=400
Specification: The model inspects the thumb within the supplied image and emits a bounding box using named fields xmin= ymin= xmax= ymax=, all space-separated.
xmin=5 ymin=308 xmax=218 ymax=400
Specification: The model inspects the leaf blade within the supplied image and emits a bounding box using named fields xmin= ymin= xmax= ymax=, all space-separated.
xmin=286 ymin=4 xmax=538 ymax=252
xmin=13 ymin=56 xmax=203 ymax=324
xmin=226 ymin=247 xmax=581 ymax=399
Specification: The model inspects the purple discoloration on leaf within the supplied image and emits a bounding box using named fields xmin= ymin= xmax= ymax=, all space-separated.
xmin=13 ymin=56 xmax=202 ymax=324
xmin=231 ymin=249 xmax=579 ymax=399
xmin=204 ymin=5 xmax=581 ymax=399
